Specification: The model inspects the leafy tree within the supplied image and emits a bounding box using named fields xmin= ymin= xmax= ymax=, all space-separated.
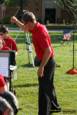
xmin=5 ymin=0 xmax=19 ymax=6
xmin=56 ymin=0 xmax=77 ymax=23
xmin=5 ymin=0 xmax=28 ymax=7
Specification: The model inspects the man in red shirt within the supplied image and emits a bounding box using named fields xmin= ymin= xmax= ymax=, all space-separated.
xmin=11 ymin=11 xmax=61 ymax=115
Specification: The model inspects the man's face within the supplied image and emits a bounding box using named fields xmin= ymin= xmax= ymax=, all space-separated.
xmin=23 ymin=23 xmax=29 ymax=32
xmin=22 ymin=20 xmax=31 ymax=32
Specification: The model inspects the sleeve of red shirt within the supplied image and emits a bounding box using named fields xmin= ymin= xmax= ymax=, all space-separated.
xmin=11 ymin=39 xmax=18 ymax=51
xmin=9 ymin=36 xmax=18 ymax=51
xmin=1 ymin=46 xmax=10 ymax=50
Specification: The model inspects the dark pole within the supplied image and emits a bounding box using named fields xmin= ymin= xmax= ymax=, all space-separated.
xmin=72 ymin=27 xmax=75 ymax=69
xmin=20 ymin=0 xmax=23 ymax=12
xmin=16 ymin=0 xmax=24 ymax=20
xmin=0 ymin=0 xmax=6 ymax=23
xmin=72 ymin=16 xmax=76 ymax=69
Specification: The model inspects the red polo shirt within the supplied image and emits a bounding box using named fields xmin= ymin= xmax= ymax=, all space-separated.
xmin=3 ymin=36 xmax=18 ymax=51
xmin=31 ymin=22 xmax=54 ymax=60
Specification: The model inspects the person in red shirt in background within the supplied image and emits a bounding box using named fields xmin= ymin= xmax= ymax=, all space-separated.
xmin=0 ymin=25 xmax=18 ymax=53
xmin=11 ymin=11 xmax=61 ymax=115
xmin=0 ymin=25 xmax=18 ymax=65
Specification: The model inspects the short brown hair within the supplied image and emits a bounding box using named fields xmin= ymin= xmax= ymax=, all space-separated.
xmin=0 ymin=25 xmax=8 ymax=33
xmin=22 ymin=11 xmax=36 ymax=23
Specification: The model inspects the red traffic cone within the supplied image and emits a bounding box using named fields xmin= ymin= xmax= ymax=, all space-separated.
xmin=66 ymin=68 xmax=77 ymax=75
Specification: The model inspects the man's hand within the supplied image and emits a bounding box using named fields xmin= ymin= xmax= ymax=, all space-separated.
xmin=11 ymin=16 xmax=18 ymax=23
xmin=11 ymin=16 xmax=24 ymax=30
xmin=37 ymin=66 xmax=44 ymax=77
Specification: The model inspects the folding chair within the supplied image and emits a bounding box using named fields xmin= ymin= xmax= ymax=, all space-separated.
xmin=0 ymin=51 xmax=17 ymax=92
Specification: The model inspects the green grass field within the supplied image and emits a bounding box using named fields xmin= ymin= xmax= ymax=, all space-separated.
xmin=11 ymin=31 xmax=77 ymax=115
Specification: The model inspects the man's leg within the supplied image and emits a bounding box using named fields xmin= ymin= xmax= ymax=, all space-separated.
xmin=38 ymin=77 xmax=51 ymax=115
xmin=44 ymin=58 xmax=61 ymax=111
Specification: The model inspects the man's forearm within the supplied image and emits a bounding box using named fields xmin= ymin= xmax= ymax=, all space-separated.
xmin=15 ymin=19 xmax=24 ymax=30
xmin=40 ymin=47 xmax=51 ymax=68
xmin=11 ymin=16 xmax=24 ymax=30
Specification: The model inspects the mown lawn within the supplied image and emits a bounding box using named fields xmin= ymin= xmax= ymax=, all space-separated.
xmin=11 ymin=31 xmax=77 ymax=115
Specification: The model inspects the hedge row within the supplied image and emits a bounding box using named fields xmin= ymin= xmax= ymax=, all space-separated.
xmin=46 ymin=24 xmax=76 ymax=30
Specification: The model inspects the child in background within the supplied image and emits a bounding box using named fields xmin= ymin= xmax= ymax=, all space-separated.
xmin=0 ymin=25 xmax=18 ymax=53
xmin=0 ymin=25 xmax=17 ymax=66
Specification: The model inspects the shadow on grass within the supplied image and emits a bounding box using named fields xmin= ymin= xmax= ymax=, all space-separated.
xmin=21 ymin=64 xmax=34 ymax=68
xmin=51 ymin=109 xmax=77 ymax=114
xmin=14 ymin=83 xmax=38 ymax=88
xmin=62 ymin=109 xmax=77 ymax=114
